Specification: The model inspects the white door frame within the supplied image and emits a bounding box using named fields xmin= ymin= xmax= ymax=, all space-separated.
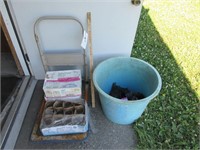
xmin=1 ymin=0 xmax=30 ymax=76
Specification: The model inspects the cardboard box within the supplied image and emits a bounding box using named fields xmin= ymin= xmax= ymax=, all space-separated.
xmin=40 ymin=100 xmax=88 ymax=136
xmin=43 ymin=70 xmax=82 ymax=100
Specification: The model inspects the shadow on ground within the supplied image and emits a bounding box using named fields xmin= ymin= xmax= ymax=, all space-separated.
xmin=131 ymin=7 xmax=199 ymax=149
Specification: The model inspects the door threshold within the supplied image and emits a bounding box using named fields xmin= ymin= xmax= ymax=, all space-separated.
xmin=1 ymin=76 xmax=37 ymax=149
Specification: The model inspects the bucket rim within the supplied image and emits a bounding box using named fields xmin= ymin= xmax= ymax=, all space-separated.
xmin=93 ymin=56 xmax=162 ymax=104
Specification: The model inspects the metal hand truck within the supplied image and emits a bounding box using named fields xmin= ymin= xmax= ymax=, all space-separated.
xmin=34 ymin=16 xmax=88 ymax=89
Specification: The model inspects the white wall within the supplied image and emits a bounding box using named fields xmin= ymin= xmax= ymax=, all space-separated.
xmin=8 ymin=0 xmax=142 ymax=79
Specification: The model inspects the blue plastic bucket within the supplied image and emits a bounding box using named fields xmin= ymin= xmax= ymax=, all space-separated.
xmin=93 ymin=57 xmax=162 ymax=125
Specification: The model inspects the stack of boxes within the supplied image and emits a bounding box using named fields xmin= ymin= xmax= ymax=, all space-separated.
xmin=43 ymin=70 xmax=82 ymax=100
xmin=40 ymin=70 xmax=88 ymax=136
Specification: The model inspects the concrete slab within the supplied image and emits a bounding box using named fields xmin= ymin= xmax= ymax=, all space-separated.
xmin=15 ymin=80 xmax=137 ymax=149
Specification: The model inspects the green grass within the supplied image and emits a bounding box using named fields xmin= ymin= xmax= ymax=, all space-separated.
xmin=132 ymin=0 xmax=200 ymax=149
